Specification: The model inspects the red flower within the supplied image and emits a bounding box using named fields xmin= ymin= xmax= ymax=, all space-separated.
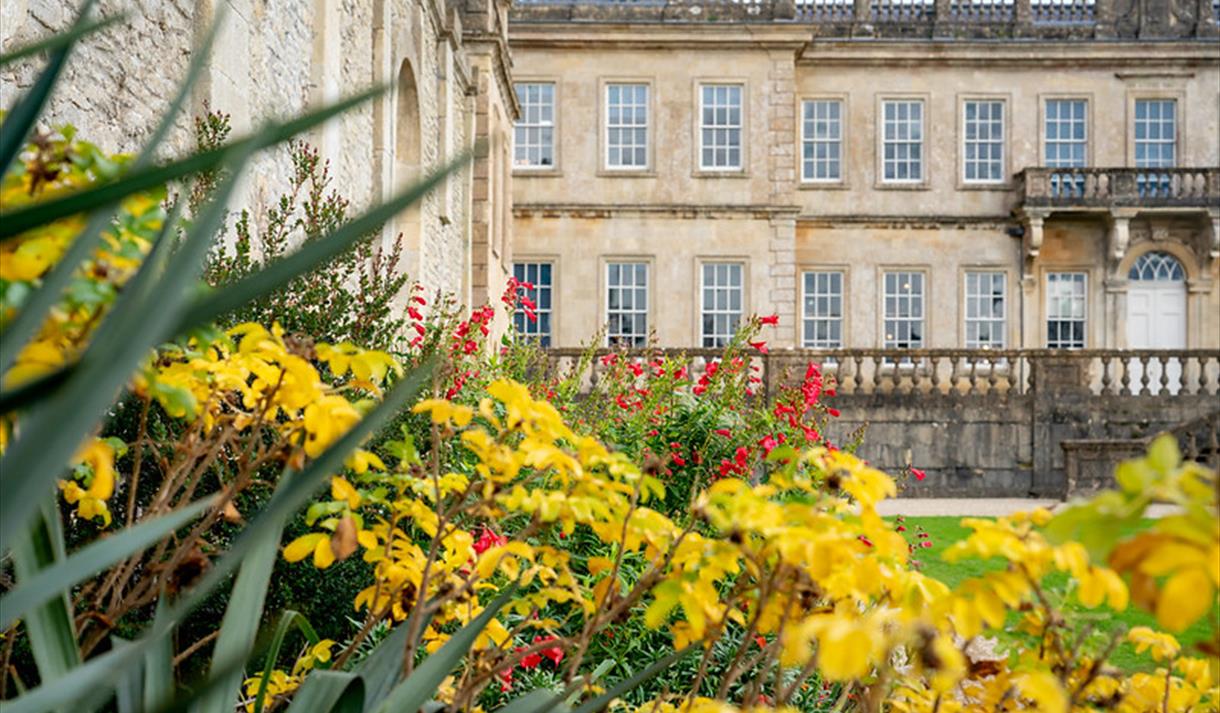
xmin=628 ymin=363 xmax=644 ymax=377
xmin=749 ymin=340 xmax=768 ymax=354
xmin=758 ymin=435 xmax=779 ymax=454
xmin=713 ymin=428 xmax=732 ymax=438
xmin=827 ymin=408 xmax=841 ymax=418
xmin=407 ymin=306 xmax=424 ymax=321
xmin=910 ymin=467 xmax=927 ymax=482
xmin=520 ymin=652 xmax=542 ymax=670
xmin=754 ymin=635 xmax=767 ymax=648
xmin=533 ymin=635 xmax=564 ymax=666
xmin=473 ymin=527 xmax=508 ymax=555
xmin=858 ymin=535 xmax=874 ymax=547
xmin=600 ymin=353 xmax=619 ymax=367
xmin=759 ymin=314 xmax=779 ymax=325
xmin=734 ymin=446 xmax=750 ymax=465
xmin=672 ymin=454 xmax=686 ymax=467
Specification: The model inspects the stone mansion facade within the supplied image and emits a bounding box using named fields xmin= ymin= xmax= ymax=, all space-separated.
xmin=508 ymin=0 xmax=1220 ymax=352
xmin=4 ymin=0 xmax=1217 ymax=355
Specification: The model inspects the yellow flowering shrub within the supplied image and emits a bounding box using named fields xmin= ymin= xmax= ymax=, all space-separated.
xmin=281 ymin=379 xmax=1219 ymax=712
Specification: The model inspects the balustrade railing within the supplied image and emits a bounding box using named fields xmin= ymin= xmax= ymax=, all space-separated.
xmin=1018 ymin=167 xmax=1220 ymax=209
xmin=543 ymin=348 xmax=1220 ymax=399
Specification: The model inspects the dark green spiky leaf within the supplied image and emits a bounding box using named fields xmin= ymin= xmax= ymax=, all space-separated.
xmin=11 ymin=501 xmax=80 ymax=687
xmin=0 ymin=495 xmax=217 ymax=627
xmin=0 ymin=85 xmax=386 ymax=241
xmin=0 ymin=13 xmax=122 ymax=66
xmin=248 ymin=611 xmax=320 ymax=713
xmin=0 ymin=0 xmax=98 ymax=179
xmin=571 ymin=647 xmax=693 ymax=713
xmin=285 ymin=672 xmax=365 ymax=713
xmin=176 ymin=149 xmax=471 ymax=332
xmin=371 ymin=584 xmax=519 ymax=713
xmin=0 ymin=357 xmax=435 ymax=713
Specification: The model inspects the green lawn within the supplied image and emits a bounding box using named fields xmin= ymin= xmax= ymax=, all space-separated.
xmin=895 ymin=516 xmax=1217 ymax=672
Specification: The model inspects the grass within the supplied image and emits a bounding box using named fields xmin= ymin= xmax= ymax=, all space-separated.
xmin=895 ymin=516 xmax=1218 ymax=673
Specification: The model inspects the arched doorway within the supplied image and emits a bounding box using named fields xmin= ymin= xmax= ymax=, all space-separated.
xmin=1126 ymin=251 xmax=1186 ymax=349
xmin=1126 ymin=251 xmax=1186 ymax=393
xmin=395 ymin=60 xmax=422 ymax=271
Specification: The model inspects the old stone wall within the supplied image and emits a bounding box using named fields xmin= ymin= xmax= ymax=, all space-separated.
xmin=1 ymin=0 xmax=495 ymax=309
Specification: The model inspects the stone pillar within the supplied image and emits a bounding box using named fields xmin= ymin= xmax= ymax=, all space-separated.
xmin=1104 ymin=277 xmax=1127 ymax=348
xmin=310 ymin=0 xmax=343 ymax=161
xmin=1020 ymin=273 xmax=1040 ymax=348
xmin=769 ymin=215 xmax=798 ymax=347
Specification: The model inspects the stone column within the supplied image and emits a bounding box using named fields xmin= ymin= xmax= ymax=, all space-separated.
xmin=1104 ymin=277 xmax=1127 ymax=348
xmin=769 ymin=215 xmax=799 ymax=347
xmin=1020 ymin=273 xmax=1040 ymax=348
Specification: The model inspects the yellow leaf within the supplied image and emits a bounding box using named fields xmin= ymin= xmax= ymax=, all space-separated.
xmin=284 ymin=533 xmax=327 ymax=562
xmin=1157 ymin=567 xmax=1214 ymax=632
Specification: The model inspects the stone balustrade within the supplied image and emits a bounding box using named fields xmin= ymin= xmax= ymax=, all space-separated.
xmin=544 ymin=347 xmax=1220 ymax=399
xmin=1017 ymin=167 xmax=1220 ymax=210
xmin=545 ymin=347 xmax=1220 ymax=497
xmin=512 ymin=0 xmax=1220 ymax=38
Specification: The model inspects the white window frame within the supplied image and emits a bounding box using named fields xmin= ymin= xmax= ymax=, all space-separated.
xmin=963 ymin=271 xmax=1007 ymax=350
xmin=605 ymin=82 xmax=650 ymax=171
xmin=512 ymin=261 xmax=554 ymax=347
xmin=883 ymin=271 xmax=925 ymax=350
xmin=513 ymin=82 xmax=556 ymax=170
xmin=698 ymin=83 xmax=744 ymax=171
xmin=1043 ymin=98 xmax=1088 ymax=169
xmin=1133 ymin=98 xmax=1177 ymax=169
xmin=699 ymin=262 xmax=744 ymax=348
xmin=801 ymin=270 xmax=845 ymax=349
xmin=801 ymin=99 xmax=843 ymax=183
xmin=880 ymin=99 xmax=925 ymax=184
xmin=962 ymin=99 xmax=1006 ymax=185
xmin=1045 ymin=271 xmax=1087 ymax=350
xmin=606 ymin=261 xmax=649 ymax=347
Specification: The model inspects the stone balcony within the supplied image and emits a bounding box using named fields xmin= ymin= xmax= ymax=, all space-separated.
xmin=511 ymin=0 xmax=1220 ymax=39
xmin=1014 ymin=166 xmax=1220 ymax=262
xmin=1017 ymin=166 xmax=1220 ymax=210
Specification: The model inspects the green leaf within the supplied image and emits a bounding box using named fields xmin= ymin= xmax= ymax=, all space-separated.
xmin=0 ymin=85 xmax=386 ymax=241
xmin=570 ymin=647 xmax=693 ymax=713
xmin=0 ymin=367 xmax=72 ymax=414
xmin=0 ymin=13 xmax=123 ymax=66
xmin=249 ymin=611 xmax=320 ymax=713
xmin=0 ymin=8 xmax=220 ymax=377
xmin=371 ymin=584 xmax=519 ymax=713
xmin=175 ymin=149 xmax=472 ymax=332
xmin=10 ymin=501 xmax=80 ymax=692
xmin=192 ymin=527 xmax=282 ymax=713
xmin=497 ymin=690 xmax=571 ymax=713
xmin=1146 ymin=433 xmax=1180 ymax=475
xmin=284 ymin=671 xmax=365 ymax=713
xmin=0 ymin=357 xmax=435 ymax=713
xmin=0 ymin=0 xmax=98 ymax=180
xmin=143 ymin=600 xmax=175 ymax=712
xmin=111 ymin=636 xmax=143 ymax=713
xmin=0 ymin=495 xmax=217 ymax=628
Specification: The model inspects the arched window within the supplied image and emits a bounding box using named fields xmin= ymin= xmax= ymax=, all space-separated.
xmin=1128 ymin=251 xmax=1184 ymax=282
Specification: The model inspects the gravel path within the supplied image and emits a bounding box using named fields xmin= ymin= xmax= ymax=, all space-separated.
xmin=875 ymin=498 xmax=1179 ymax=518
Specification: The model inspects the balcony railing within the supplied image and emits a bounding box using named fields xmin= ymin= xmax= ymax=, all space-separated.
xmin=1017 ymin=167 xmax=1220 ymax=210
xmin=544 ymin=348 xmax=1220 ymax=399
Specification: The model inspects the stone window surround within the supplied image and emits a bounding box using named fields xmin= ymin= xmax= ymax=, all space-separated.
xmin=797 ymin=94 xmax=850 ymax=190
xmin=692 ymin=78 xmax=750 ymax=178
xmin=878 ymin=265 xmax=931 ymax=349
xmin=598 ymin=76 xmax=657 ymax=177
xmin=799 ymin=266 xmax=849 ymax=349
xmin=512 ymin=257 xmax=559 ymax=346
xmin=1125 ymin=89 xmax=1186 ymax=169
xmin=696 ymin=258 xmax=749 ymax=347
xmin=1043 ymin=267 xmax=1093 ymax=349
xmin=875 ymin=93 xmax=931 ymax=191
xmin=957 ymin=93 xmax=1012 ymax=190
xmin=602 ymin=255 xmax=655 ymax=347
xmin=512 ymin=76 xmax=562 ymax=176
xmin=1039 ymin=92 xmax=1095 ymax=169
xmin=960 ymin=267 xmax=1012 ymax=350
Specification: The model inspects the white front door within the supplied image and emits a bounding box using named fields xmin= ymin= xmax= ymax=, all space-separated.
xmin=1126 ymin=284 xmax=1186 ymax=349
xmin=1126 ymin=252 xmax=1187 ymax=393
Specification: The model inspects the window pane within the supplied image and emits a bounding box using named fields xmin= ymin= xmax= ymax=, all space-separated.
xmin=511 ymin=261 xmax=554 ymax=346
xmin=514 ymin=83 xmax=556 ymax=169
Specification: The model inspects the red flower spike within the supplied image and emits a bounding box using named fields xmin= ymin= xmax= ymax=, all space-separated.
xmin=759 ymin=314 xmax=780 ymax=326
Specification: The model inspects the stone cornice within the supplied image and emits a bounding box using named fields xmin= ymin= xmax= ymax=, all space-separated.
xmin=508 ymin=23 xmax=811 ymax=50
xmin=798 ymin=214 xmax=1016 ymax=228
xmin=514 ymin=202 xmax=801 ymax=218
xmin=797 ymin=39 xmax=1220 ymax=66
